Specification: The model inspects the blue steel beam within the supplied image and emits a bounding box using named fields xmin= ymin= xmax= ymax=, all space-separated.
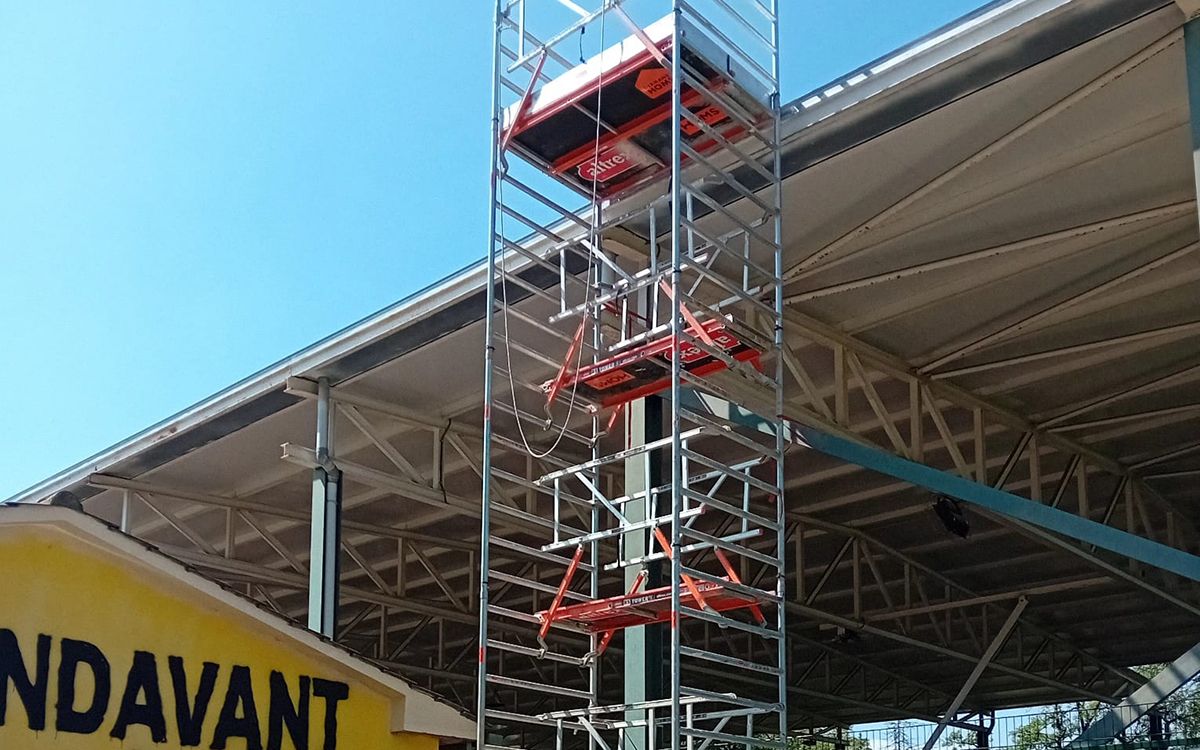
xmin=680 ymin=391 xmax=1200 ymax=583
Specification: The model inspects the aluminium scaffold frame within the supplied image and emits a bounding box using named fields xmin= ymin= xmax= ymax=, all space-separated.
xmin=478 ymin=2 xmax=787 ymax=750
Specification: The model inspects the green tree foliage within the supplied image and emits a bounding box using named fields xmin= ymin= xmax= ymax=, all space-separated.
xmin=1004 ymin=668 xmax=1200 ymax=750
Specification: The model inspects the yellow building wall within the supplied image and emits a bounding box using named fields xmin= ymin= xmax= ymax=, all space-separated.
xmin=0 ymin=525 xmax=442 ymax=750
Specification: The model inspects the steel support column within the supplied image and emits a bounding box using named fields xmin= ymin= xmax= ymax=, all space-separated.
xmin=623 ymin=396 xmax=665 ymax=750
xmin=1186 ymin=11 xmax=1200 ymax=240
xmin=308 ymin=376 xmax=343 ymax=636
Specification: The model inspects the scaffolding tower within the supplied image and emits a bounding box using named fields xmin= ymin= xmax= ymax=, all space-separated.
xmin=478 ymin=2 xmax=786 ymax=750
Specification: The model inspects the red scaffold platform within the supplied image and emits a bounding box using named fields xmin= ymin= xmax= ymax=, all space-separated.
xmin=500 ymin=15 xmax=771 ymax=198
xmin=543 ymin=318 xmax=761 ymax=410
xmin=533 ymin=540 xmax=769 ymax=657
xmin=543 ymin=578 xmax=762 ymax=634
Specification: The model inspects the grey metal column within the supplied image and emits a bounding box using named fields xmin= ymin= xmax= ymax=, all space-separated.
xmin=1185 ymin=8 xmax=1200 ymax=236
xmin=308 ymin=376 xmax=342 ymax=636
xmin=624 ymin=395 xmax=664 ymax=750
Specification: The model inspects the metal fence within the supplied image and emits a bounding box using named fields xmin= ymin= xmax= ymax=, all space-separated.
xmin=828 ymin=702 xmax=1200 ymax=750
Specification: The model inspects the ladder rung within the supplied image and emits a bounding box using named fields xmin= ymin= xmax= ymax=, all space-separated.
xmin=492 ymin=400 xmax=594 ymax=448
xmin=679 ymin=686 xmax=782 ymax=713
xmin=682 ymin=728 xmax=783 ymax=749
xmin=490 ymin=536 xmax=594 ymax=570
xmin=678 ymin=61 xmax=773 ymax=147
xmin=677 ymin=247 xmax=777 ymax=321
xmin=539 ymin=695 xmax=710 ymax=720
xmin=487 ymin=604 xmax=540 ymax=625
xmin=542 ymin=506 xmax=704 ymax=552
xmin=492 ymin=432 xmax=574 ymax=469
xmin=493 ymin=333 xmax=563 ymax=370
xmin=484 ymin=709 xmax=589 ymax=731
xmin=492 ymin=501 xmax=589 ymax=538
xmin=487 ymin=674 xmax=593 ymax=701
xmin=679 ymin=565 xmax=778 ymax=604
xmin=680 ymin=407 xmax=781 ymax=460
xmin=500 ymin=303 xmax=597 ymax=352
xmin=681 ymin=185 xmax=778 ymax=255
xmin=491 ymin=467 xmax=592 ymax=508
xmin=537 ymin=428 xmax=706 ymax=484
xmin=486 ymin=639 xmax=588 ymax=666
xmin=604 ymin=529 xmax=762 ymax=571
xmin=492 ymin=366 xmax=605 ymax=416
xmin=682 ymin=448 xmax=779 ymax=495
xmin=489 ymin=570 xmax=593 ymax=603
xmin=682 ymin=605 xmax=781 ymax=640
xmin=681 ymin=140 xmax=775 ymax=217
xmin=486 ymin=604 xmax=590 ymax=637
xmin=680 ymin=645 xmax=782 ymax=676
xmin=678 ymin=527 xmax=780 ymax=569
xmin=682 ymin=488 xmax=780 ymax=531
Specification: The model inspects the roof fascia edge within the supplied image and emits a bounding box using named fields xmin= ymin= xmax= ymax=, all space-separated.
xmin=782 ymin=0 xmax=1077 ymax=133
xmin=3 ymin=261 xmax=490 ymax=506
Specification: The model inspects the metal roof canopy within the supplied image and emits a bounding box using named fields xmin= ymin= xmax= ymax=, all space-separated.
xmin=8 ymin=0 xmax=1200 ymax=732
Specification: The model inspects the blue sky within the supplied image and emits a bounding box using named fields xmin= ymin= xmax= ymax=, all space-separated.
xmin=0 ymin=1 xmax=984 ymax=499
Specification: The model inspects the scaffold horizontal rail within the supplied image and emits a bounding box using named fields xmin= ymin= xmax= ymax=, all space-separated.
xmin=537 ymin=428 xmax=707 ymax=484
xmin=603 ymin=528 xmax=764 ymax=570
xmin=489 ymin=535 xmax=595 ymax=570
xmin=681 ymin=604 xmax=781 ymax=639
xmin=484 ymin=709 xmax=590 ymax=731
xmin=678 ymin=564 xmax=778 ymax=603
xmin=488 ymin=569 xmax=595 ymax=603
xmin=487 ymin=638 xmax=590 ymax=666
xmin=681 ymin=448 xmax=778 ymax=494
xmin=682 ymin=727 xmax=785 ymax=750
xmin=678 ymin=687 xmax=783 ymax=712
xmin=678 ymin=528 xmax=778 ymax=569
xmin=679 ymin=645 xmax=783 ymax=676
xmin=486 ymin=674 xmax=594 ymax=701
xmin=538 ymin=695 xmax=711 ymax=721
xmin=681 ymin=488 xmax=780 ymax=530
xmin=542 ymin=506 xmax=705 ymax=552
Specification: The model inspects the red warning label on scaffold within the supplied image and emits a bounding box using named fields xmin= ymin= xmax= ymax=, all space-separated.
xmin=578 ymin=144 xmax=641 ymax=182
xmin=681 ymin=104 xmax=730 ymax=136
xmin=635 ymin=67 xmax=671 ymax=99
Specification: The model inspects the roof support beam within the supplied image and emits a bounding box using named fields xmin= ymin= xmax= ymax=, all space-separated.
xmin=781 ymin=29 xmax=1182 ymax=281
xmin=684 ymin=391 xmax=1200 ymax=583
xmin=919 ymin=240 xmax=1200 ymax=372
xmin=922 ymin=598 xmax=1027 ymax=750
xmin=778 ymin=307 xmax=1200 ymax=553
xmin=785 ymin=203 xmax=1191 ymax=305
